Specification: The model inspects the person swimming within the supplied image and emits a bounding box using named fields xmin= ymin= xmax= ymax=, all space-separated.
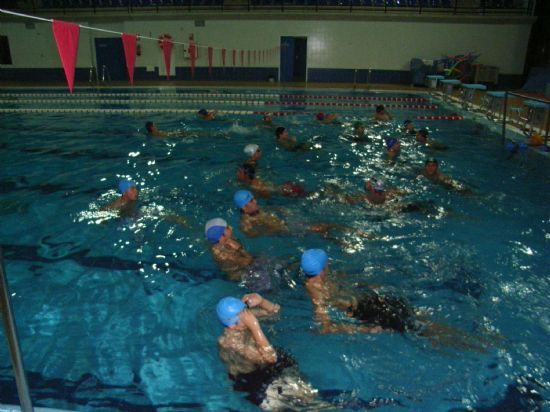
xmin=351 ymin=121 xmax=368 ymax=142
xmin=403 ymin=119 xmax=417 ymax=135
xmin=243 ymin=144 xmax=262 ymax=168
xmin=197 ymin=108 xmax=217 ymax=121
xmin=237 ymin=163 xmax=307 ymax=199
xmin=205 ymin=218 xmax=254 ymax=282
xmin=144 ymin=121 xmax=186 ymax=138
xmin=385 ymin=138 xmax=401 ymax=160
xmin=216 ymin=294 xmax=393 ymax=410
xmin=420 ymin=158 xmax=470 ymax=193
xmin=102 ymin=179 xmax=138 ymax=216
xmin=374 ymin=105 xmax=392 ymax=122
xmin=315 ymin=112 xmax=339 ymax=124
xmin=275 ymin=127 xmax=310 ymax=151
xmin=416 ymin=129 xmax=448 ymax=150
xmin=300 ymin=249 xmax=492 ymax=350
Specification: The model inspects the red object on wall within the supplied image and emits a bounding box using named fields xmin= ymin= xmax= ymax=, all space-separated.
xmin=189 ymin=42 xmax=197 ymax=79
xmin=240 ymin=50 xmax=244 ymax=66
xmin=221 ymin=48 xmax=226 ymax=67
xmin=52 ymin=20 xmax=80 ymax=94
xmin=121 ymin=33 xmax=137 ymax=85
xmin=232 ymin=49 xmax=236 ymax=67
xmin=161 ymin=37 xmax=173 ymax=80
xmin=208 ymin=47 xmax=213 ymax=77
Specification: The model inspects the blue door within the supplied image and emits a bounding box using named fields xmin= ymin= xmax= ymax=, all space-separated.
xmin=280 ymin=36 xmax=295 ymax=82
xmin=94 ymin=37 xmax=127 ymax=81
xmin=280 ymin=36 xmax=307 ymax=82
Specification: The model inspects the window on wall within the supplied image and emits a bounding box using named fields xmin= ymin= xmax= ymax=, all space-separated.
xmin=0 ymin=36 xmax=13 ymax=65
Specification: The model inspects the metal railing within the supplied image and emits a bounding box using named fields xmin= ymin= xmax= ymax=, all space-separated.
xmin=0 ymin=246 xmax=34 ymax=412
xmin=5 ymin=0 xmax=536 ymax=15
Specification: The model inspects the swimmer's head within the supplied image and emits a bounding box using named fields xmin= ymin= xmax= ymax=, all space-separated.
xmin=370 ymin=177 xmax=385 ymax=192
xmin=216 ymin=296 xmax=246 ymax=327
xmin=404 ymin=119 xmax=412 ymax=126
xmin=233 ymin=190 xmax=254 ymax=209
xmin=198 ymin=109 xmax=208 ymax=116
xmin=275 ymin=127 xmax=286 ymax=139
xmin=263 ymin=113 xmax=273 ymax=122
xmin=353 ymin=121 xmax=364 ymax=129
xmin=316 ymin=112 xmax=325 ymax=121
xmin=376 ymin=105 xmax=385 ymax=113
xmin=145 ymin=121 xmax=154 ymax=133
xmin=385 ymin=138 xmax=399 ymax=150
xmin=301 ymin=249 xmax=328 ymax=277
xmin=205 ymin=218 xmax=228 ymax=244
xmin=118 ymin=179 xmax=135 ymax=195
xmin=417 ymin=129 xmax=429 ymax=138
xmin=244 ymin=144 xmax=260 ymax=157
xmin=425 ymin=158 xmax=438 ymax=166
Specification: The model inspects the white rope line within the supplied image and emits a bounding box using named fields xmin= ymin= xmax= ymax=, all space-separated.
xmin=0 ymin=8 xmax=278 ymax=52
xmin=0 ymin=107 xmax=256 ymax=114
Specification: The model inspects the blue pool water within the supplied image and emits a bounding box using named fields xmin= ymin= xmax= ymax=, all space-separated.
xmin=0 ymin=87 xmax=548 ymax=411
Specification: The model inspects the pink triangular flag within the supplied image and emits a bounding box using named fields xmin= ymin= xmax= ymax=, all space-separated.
xmin=161 ymin=38 xmax=173 ymax=80
xmin=52 ymin=20 xmax=80 ymax=93
xmin=208 ymin=47 xmax=213 ymax=78
xmin=189 ymin=42 xmax=197 ymax=79
xmin=121 ymin=33 xmax=137 ymax=85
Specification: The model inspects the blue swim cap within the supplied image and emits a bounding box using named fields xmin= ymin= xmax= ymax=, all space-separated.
xmin=504 ymin=141 xmax=518 ymax=152
xmin=216 ymin=297 xmax=246 ymax=326
xmin=234 ymin=190 xmax=254 ymax=209
xmin=385 ymin=138 xmax=398 ymax=149
xmin=206 ymin=226 xmax=226 ymax=244
xmin=301 ymin=249 xmax=328 ymax=277
xmin=118 ymin=179 xmax=135 ymax=194
xmin=518 ymin=143 xmax=528 ymax=153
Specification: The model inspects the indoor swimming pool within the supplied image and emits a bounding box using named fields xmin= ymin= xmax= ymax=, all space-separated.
xmin=0 ymin=87 xmax=548 ymax=411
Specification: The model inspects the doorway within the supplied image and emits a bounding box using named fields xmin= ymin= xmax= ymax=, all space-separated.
xmin=280 ymin=36 xmax=307 ymax=82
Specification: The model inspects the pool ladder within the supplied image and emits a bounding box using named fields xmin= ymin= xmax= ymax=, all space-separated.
xmin=89 ymin=65 xmax=112 ymax=85
xmin=0 ymin=246 xmax=34 ymax=411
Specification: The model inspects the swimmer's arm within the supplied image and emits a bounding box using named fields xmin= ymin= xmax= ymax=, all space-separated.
xmin=343 ymin=194 xmax=367 ymax=204
xmin=242 ymin=293 xmax=280 ymax=317
xmin=240 ymin=310 xmax=277 ymax=363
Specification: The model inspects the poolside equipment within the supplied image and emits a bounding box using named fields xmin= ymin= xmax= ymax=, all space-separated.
xmin=461 ymin=83 xmax=487 ymax=108
xmin=216 ymin=297 xmax=246 ymax=326
xmin=482 ymin=91 xmax=506 ymax=120
xmin=440 ymin=79 xmax=462 ymax=99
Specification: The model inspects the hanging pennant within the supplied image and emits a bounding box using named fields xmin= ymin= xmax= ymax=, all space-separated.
xmin=232 ymin=49 xmax=236 ymax=67
xmin=240 ymin=50 xmax=244 ymax=66
xmin=208 ymin=47 xmax=213 ymax=78
xmin=52 ymin=20 xmax=80 ymax=93
xmin=247 ymin=50 xmax=251 ymax=66
xmin=189 ymin=42 xmax=197 ymax=79
xmin=253 ymin=50 xmax=256 ymax=65
xmin=160 ymin=36 xmax=173 ymax=80
xmin=121 ymin=33 xmax=137 ymax=86
xmin=221 ymin=48 xmax=226 ymax=68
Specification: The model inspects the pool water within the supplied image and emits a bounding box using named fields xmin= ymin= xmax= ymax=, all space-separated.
xmin=0 ymin=87 xmax=548 ymax=411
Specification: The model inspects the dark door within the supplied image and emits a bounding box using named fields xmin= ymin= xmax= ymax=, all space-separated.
xmin=94 ymin=37 xmax=127 ymax=82
xmin=280 ymin=36 xmax=307 ymax=82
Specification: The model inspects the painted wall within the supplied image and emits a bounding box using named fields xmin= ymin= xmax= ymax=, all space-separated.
xmin=0 ymin=15 xmax=533 ymax=77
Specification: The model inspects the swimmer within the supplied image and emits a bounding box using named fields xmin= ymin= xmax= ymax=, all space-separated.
xmin=205 ymin=218 xmax=254 ymax=281
xmin=420 ymin=158 xmax=470 ymax=193
xmin=315 ymin=112 xmax=338 ymax=124
xmin=234 ymin=190 xmax=374 ymax=241
xmin=385 ymin=138 xmax=401 ymax=160
xmin=275 ymin=127 xmax=310 ymax=151
xmin=301 ymin=249 xmax=491 ymax=350
xmin=145 ymin=121 xmax=168 ymax=137
xmin=416 ymin=129 xmax=448 ymax=150
xmin=243 ymin=144 xmax=262 ymax=168
xmin=342 ymin=178 xmax=439 ymax=214
xmin=352 ymin=121 xmax=368 ymax=142
xmin=197 ymin=108 xmax=217 ymax=121
xmin=374 ymin=104 xmax=392 ymax=122
xmin=102 ymin=179 xmax=138 ymax=214
xmin=237 ymin=163 xmax=308 ymax=199
xmin=259 ymin=113 xmax=274 ymax=127
xmin=217 ymin=295 xmax=380 ymax=410
xmin=403 ymin=119 xmax=417 ymax=135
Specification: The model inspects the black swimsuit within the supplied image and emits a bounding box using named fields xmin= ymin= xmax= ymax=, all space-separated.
xmin=349 ymin=293 xmax=418 ymax=333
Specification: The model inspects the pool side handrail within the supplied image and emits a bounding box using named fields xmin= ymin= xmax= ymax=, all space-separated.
xmin=0 ymin=246 xmax=34 ymax=412
xmin=502 ymin=92 xmax=550 ymax=146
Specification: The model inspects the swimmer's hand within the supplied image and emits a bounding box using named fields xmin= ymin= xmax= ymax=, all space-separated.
xmin=243 ymin=293 xmax=280 ymax=313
